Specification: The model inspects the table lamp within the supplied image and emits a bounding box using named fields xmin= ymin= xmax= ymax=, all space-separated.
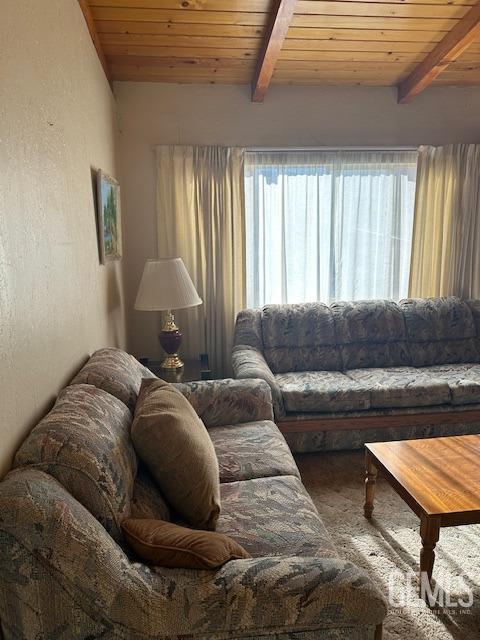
xmin=135 ymin=258 xmax=202 ymax=370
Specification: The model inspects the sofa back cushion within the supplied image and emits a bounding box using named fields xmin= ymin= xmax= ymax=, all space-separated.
xmin=14 ymin=384 xmax=137 ymax=541
xmin=332 ymin=300 xmax=411 ymax=369
xmin=400 ymin=297 xmax=479 ymax=366
xmin=261 ymin=303 xmax=342 ymax=373
xmin=70 ymin=347 xmax=156 ymax=412
xmin=130 ymin=464 xmax=171 ymax=522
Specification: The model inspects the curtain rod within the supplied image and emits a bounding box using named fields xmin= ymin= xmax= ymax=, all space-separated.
xmin=246 ymin=146 xmax=418 ymax=152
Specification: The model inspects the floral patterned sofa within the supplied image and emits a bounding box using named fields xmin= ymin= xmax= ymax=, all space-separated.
xmin=0 ymin=348 xmax=386 ymax=640
xmin=233 ymin=296 xmax=480 ymax=452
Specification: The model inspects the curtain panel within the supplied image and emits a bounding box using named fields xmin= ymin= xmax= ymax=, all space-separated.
xmin=409 ymin=144 xmax=480 ymax=298
xmin=245 ymin=150 xmax=418 ymax=307
xmin=156 ymin=145 xmax=245 ymax=377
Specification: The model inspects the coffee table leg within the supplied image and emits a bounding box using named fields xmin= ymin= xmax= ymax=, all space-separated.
xmin=364 ymin=450 xmax=378 ymax=519
xmin=420 ymin=516 xmax=440 ymax=597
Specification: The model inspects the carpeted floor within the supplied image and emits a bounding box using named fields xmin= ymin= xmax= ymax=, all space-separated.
xmin=296 ymin=451 xmax=480 ymax=640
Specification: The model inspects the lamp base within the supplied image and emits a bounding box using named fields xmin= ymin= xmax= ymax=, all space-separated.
xmin=159 ymin=310 xmax=184 ymax=370
xmin=160 ymin=354 xmax=184 ymax=370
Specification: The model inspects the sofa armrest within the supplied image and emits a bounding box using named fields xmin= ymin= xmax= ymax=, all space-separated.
xmin=174 ymin=378 xmax=274 ymax=427
xmin=218 ymin=556 xmax=387 ymax=635
xmin=232 ymin=344 xmax=286 ymax=418
xmin=0 ymin=469 xmax=386 ymax=639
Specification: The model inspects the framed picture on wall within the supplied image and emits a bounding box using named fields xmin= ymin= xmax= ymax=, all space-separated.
xmin=96 ymin=169 xmax=122 ymax=264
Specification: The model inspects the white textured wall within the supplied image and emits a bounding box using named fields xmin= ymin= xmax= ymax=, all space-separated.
xmin=115 ymin=82 xmax=480 ymax=360
xmin=0 ymin=0 xmax=127 ymax=477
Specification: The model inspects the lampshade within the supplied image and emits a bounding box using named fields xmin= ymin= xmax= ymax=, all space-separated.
xmin=134 ymin=258 xmax=202 ymax=311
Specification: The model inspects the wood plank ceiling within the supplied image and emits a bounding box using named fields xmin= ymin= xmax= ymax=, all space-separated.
xmin=82 ymin=0 xmax=480 ymax=102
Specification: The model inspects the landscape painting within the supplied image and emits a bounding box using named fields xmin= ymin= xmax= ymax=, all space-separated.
xmin=97 ymin=170 xmax=122 ymax=264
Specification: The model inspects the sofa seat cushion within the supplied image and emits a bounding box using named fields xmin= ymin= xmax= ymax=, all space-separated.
xmin=217 ymin=475 xmax=337 ymax=558
xmin=346 ymin=367 xmax=451 ymax=409
xmin=418 ymin=363 xmax=480 ymax=406
xmin=275 ymin=371 xmax=371 ymax=413
xmin=209 ymin=421 xmax=300 ymax=483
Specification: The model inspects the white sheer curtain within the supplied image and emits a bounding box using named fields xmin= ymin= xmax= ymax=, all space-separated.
xmin=245 ymin=150 xmax=418 ymax=307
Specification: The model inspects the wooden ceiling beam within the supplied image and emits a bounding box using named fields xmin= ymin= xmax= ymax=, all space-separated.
xmin=252 ymin=0 xmax=297 ymax=102
xmin=78 ymin=0 xmax=111 ymax=83
xmin=397 ymin=1 xmax=480 ymax=103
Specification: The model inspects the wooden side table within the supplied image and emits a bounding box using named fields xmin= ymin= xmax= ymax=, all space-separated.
xmin=140 ymin=355 xmax=212 ymax=383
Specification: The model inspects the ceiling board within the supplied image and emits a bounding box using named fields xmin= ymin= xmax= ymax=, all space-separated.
xmin=90 ymin=0 xmax=478 ymax=8
xmin=107 ymin=54 xmax=255 ymax=67
xmin=95 ymin=20 xmax=265 ymax=37
xmin=91 ymin=2 xmax=472 ymax=19
xmin=104 ymin=47 xmax=427 ymax=63
xmin=98 ymin=33 xmax=261 ymax=48
xmin=109 ymin=66 xmax=252 ymax=81
xmin=286 ymin=27 xmax=453 ymax=41
xmin=91 ymin=8 xmax=460 ymax=32
xmin=91 ymin=8 xmax=269 ymax=25
xmin=102 ymin=44 xmax=258 ymax=58
xmin=107 ymin=51 xmax=429 ymax=65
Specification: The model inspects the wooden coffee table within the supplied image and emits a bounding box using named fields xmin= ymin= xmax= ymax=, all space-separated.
xmin=364 ymin=434 xmax=480 ymax=597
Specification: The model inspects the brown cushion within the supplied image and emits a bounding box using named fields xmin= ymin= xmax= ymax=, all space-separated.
xmin=122 ymin=518 xmax=250 ymax=569
xmin=131 ymin=378 xmax=220 ymax=530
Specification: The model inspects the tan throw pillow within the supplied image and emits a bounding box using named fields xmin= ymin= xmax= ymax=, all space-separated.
xmin=131 ymin=378 xmax=220 ymax=530
xmin=122 ymin=518 xmax=250 ymax=569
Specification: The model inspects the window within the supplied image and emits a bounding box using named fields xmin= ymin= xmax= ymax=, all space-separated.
xmin=245 ymin=150 xmax=418 ymax=308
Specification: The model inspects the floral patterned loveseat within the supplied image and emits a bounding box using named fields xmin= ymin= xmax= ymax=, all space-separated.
xmin=233 ymin=296 xmax=480 ymax=452
xmin=0 ymin=348 xmax=386 ymax=639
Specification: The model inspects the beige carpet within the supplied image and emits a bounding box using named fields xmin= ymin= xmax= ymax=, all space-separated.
xmin=296 ymin=451 xmax=480 ymax=640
